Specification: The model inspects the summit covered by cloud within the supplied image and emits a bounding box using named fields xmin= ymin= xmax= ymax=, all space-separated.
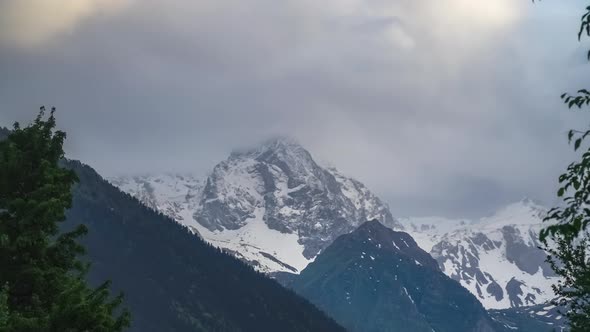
xmin=0 ymin=0 xmax=587 ymax=217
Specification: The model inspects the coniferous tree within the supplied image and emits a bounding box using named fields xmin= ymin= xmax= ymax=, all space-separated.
xmin=0 ymin=107 xmax=129 ymax=331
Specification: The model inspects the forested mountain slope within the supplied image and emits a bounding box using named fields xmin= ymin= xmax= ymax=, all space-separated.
xmin=62 ymin=160 xmax=344 ymax=332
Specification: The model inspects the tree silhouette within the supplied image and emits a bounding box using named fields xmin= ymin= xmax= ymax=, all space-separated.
xmin=0 ymin=107 xmax=129 ymax=331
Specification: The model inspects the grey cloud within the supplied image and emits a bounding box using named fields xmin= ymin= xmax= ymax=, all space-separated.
xmin=0 ymin=0 xmax=587 ymax=217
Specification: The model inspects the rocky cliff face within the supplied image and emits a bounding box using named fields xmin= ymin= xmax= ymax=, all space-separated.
xmin=401 ymin=199 xmax=559 ymax=309
xmin=112 ymin=137 xmax=399 ymax=273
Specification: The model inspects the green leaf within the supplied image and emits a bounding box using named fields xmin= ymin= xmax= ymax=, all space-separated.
xmin=573 ymin=218 xmax=582 ymax=233
xmin=569 ymin=100 xmax=577 ymax=108
xmin=574 ymin=179 xmax=581 ymax=190
xmin=575 ymin=138 xmax=582 ymax=150
xmin=559 ymin=174 xmax=567 ymax=183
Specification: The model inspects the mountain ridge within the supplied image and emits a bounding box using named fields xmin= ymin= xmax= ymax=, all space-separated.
xmin=112 ymin=137 xmax=399 ymax=273
xmin=112 ymin=138 xmax=559 ymax=310
xmin=287 ymin=219 xmax=500 ymax=332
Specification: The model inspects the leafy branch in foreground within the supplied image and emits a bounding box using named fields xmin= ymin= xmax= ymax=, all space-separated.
xmin=539 ymin=3 xmax=590 ymax=331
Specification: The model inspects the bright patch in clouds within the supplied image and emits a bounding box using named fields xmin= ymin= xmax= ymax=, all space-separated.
xmin=443 ymin=0 xmax=522 ymax=25
xmin=300 ymin=0 xmax=523 ymax=56
xmin=0 ymin=0 xmax=131 ymax=47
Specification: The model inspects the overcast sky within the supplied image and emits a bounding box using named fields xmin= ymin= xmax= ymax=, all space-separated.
xmin=1 ymin=0 xmax=589 ymax=218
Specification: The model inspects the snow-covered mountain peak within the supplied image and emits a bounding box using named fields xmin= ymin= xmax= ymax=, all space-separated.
xmin=228 ymin=137 xmax=327 ymax=189
xmin=401 ymin=200 xmax=558 ymax=310
xmin=112 ymin=138 xmax=399 ymax=274
xmin=242 ymin=136 xmax=304 ymax=154
xmin=232 ymin=137 xmax=310 ymax=163
xmin=479 ymin=199 xmax=547 ymax=228
xmin=197 ymin=139 xmax=400 ymax=257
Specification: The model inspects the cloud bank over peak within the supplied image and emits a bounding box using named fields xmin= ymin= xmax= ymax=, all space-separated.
xmin=0 ymin=0 xmax=586 ymax=217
